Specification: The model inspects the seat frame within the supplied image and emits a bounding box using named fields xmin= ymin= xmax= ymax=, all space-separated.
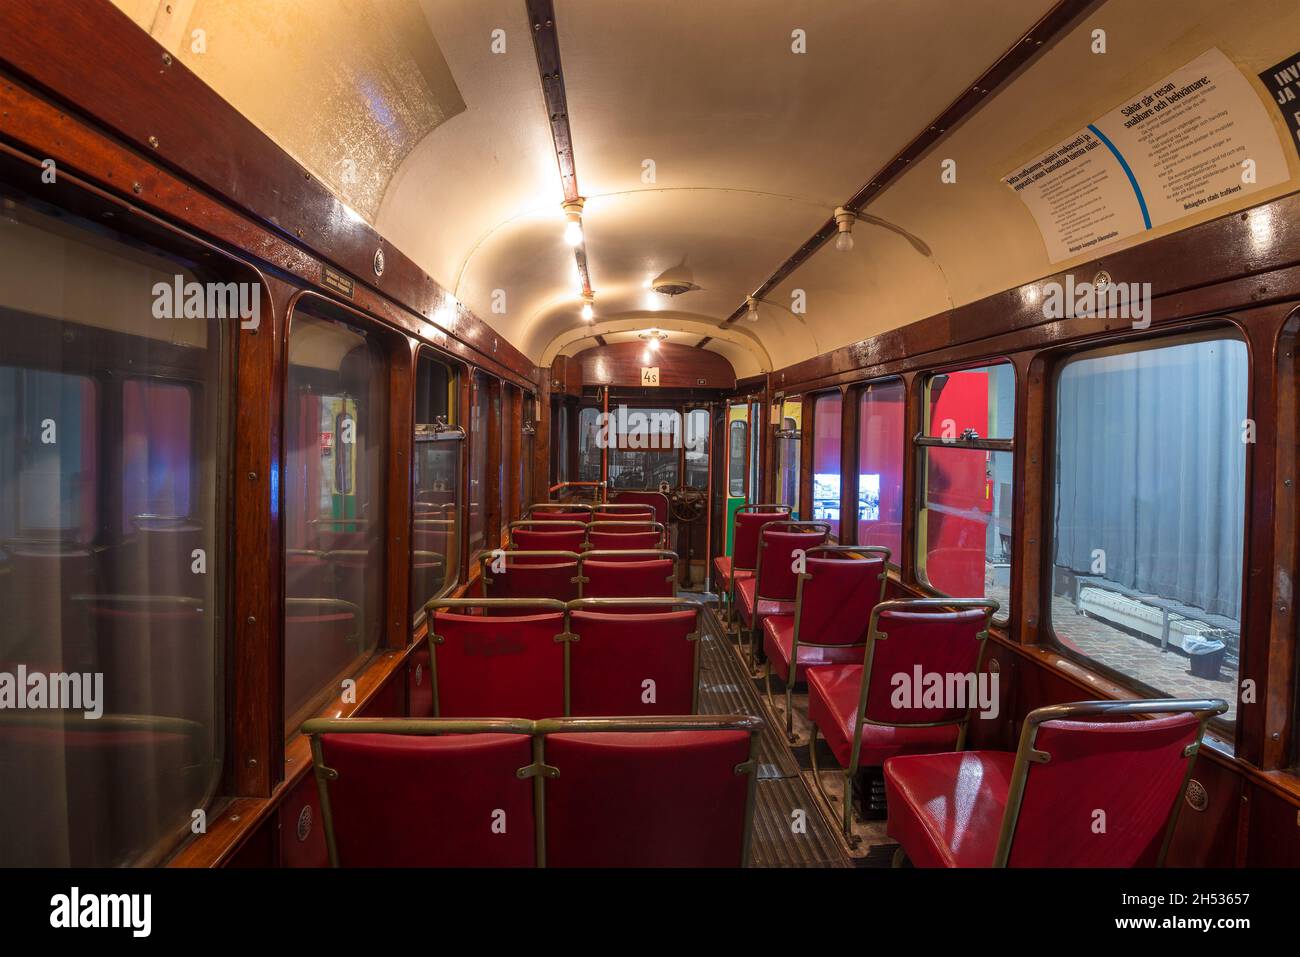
xmin=574 ymin=549 xmax=677 ymax=595
xmin=760 ymin=544 xmax=891 ymax=740
xmin=718 ymin=504 xmax=791 ymax=627
xmin=303 ymin=714 xmax=762 ymax=867
xmin=584 ymin=519 xmax=667 ymax=550
xmin=475 ymin=550 xmax=582 ymax=599
xmin=890 ymin=697 xmax=1228 ymax=867
xmin=806 ymin=597 xmax=997 ymax=845
xmin=740 ymin=519 xmax=830 ymax=672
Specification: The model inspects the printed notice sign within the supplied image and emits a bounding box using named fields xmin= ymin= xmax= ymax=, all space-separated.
xmin=1259 ymin=51 xmax=1300 ymax=159
xmin=1004 ymin=48 xmax=1288 ymax=262
xmin=640 ymin=367 xmax=660 ymax=387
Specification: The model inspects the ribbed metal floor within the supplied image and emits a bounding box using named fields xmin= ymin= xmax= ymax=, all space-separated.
xmin=694 ymin=596 xmax=850 ymax=868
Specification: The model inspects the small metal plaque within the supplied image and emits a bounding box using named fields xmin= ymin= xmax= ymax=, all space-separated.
xmin=322 ymin=265 xmax=354 ymax=299
xmin=1184 ymin=778 xmax=1209 ymax=812
xmin=296 ymin=805 xmax=313 ymax=841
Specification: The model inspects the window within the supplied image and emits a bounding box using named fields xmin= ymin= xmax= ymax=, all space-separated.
xmin=684 ymin=408 xmax=710 ymax=489
xmin=284 ymin=302 xmax=387 ymax=733
xmin=412 ymin=352 xmax=460 ymax=619
xmin=578 ymin=406 xmax=601 ymax=483
xmin=727 ymin=413 xmax=747 ymax=498
xmin=0 ymin=194 xmax=227 ymax=865
xmin=811 ymin=392 xmax=842 ymax=538
xmin=468 ymin=372 xmax=489 ymax=552
xmin=1049 ymin=336 xmax=1246 ymax=723
xmin=917 ymin=363 xmax=1014 ymax=620
xmin=857 ymin=378 xmax=905 ymax=562
xmin=776 ymin=397 xmax=802 ymax=515
xmin=608 ymin=407 xmax=679 ymax=490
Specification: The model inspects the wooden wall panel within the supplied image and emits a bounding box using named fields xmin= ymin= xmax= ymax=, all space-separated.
xmin=575 ymin=341 xmax=735 ymax=390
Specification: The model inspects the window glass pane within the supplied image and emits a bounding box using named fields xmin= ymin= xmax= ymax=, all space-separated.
xmin=608 ymin=407 xmax=679 ymax=489
xmin=727 ymin=416 xmax=747 ymax=498
xmin=918 ymin=364 xmax=1014 ymax=619
xmin=1049 ymin=338 xmax=1246 ymax=723
xmin=923 ymin=363 xmax=1014 ymax=439
xmin=811 ymin=393 xmax=842 ymax=538
xmin=685 ymin=409 xmax=709 ymax=489
xmin=0 ymin=197 xmax=226 ymax=865
xmin=776 ymin=398 xmax=801 ymax=515
xmin=284 ymin=306 xmax=386 ymax=733
xmin=468 ymin=373 xmax=488 ymax=551
xmin=578 ymin=406 xmax=601 ymax=483
xmin=412 ymin=353 xmax=459 ymax=618
xmin=857 ymin=378 xmax=905 ymax=562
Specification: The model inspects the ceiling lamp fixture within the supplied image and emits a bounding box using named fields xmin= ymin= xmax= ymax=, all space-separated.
xmin=833 ymin=206 xmax=859 ymax=252
xmin=745 ymin=297 xmax=760 ymax=323
xmin=638 ymin=329 xmax=668 ymax=351
xmin=562 ymin=198 xmax=585 ymax=247
xmin=580 ymin=292 xmax=594 ymax=322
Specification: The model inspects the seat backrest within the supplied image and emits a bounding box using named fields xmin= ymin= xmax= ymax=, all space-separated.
xmin=428 ymin=603 xmax=567 ymax=717
xmin=1001 ymin=699 xmax=1225 ymax=867
xmin=861 ymin=602 xmax=994 ymax=728
xmin=308 ymin=721 xmax=536 ymax=867
xmin=479 ymin=552 xmax=580 ymax=602
xmin=567 ymin=604 xmax=699 ymax=714
xmin=795 ymin=547 xmax=889 ymax=647
xmin=580 ymin=552 xmax=675 ymax=602
xmin=732 ymin=506 xmax=791 ymax=571
xmin=542 ymin=718 xmax=758 ymax=867
xmin=510 ymin=523 xmax=587 ymax=554
xmin=609 ymin=491 xmax=669 ymax=527
xmin=592 ymin=505 xmax=654 ymax=524
xmin=755 ymin=522 xmax=829 ymax=601
xmin=586 ymin=521 xmax=664 ymax=552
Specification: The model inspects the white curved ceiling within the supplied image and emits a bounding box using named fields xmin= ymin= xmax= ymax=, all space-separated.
xmin=112 ymin=0 xmax=1300 ymax=376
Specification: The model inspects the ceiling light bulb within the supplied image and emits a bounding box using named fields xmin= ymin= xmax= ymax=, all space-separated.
xmin=648 ymin=336 xmax=660 ymax=351
xmin=564 ymin=218 xmax=584 ymax=246
xmin=746 ymin=298 xmax=759 ymax=323
xmin=833 ymin=206 xmax=857 ymax=253
xmin=581 ymin=301 xmax=593 ymax=321
xmin=835 ymin=230 xmax=855 ymax=252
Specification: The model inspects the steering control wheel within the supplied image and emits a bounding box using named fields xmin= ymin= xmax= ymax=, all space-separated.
xmin=669 ymin=488 xmax=706 ymax=523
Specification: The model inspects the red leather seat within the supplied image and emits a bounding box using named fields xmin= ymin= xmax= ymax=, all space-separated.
xmin=581 ymin=554 xmax=674 ymax=603
xmin=480 ymin=554 xmax=579 ymax=602
xmin=314 ymin=728 xmax=536 ymax=867
xmin=428 ymin=607 xmax=566 ymax=717
xmin=763 ymin=547 xmax=889 ymax=735
xmin=884 ymin=700 xmax=1226 ymax=867
xmin=883 ymin=751 xmax=1014 ymax=867
xmin=715 ymin=506 xmax=790 ymax=610
xmin=804 ymin=600 xmax=996 ymax=842
xmin=587 ymin=529 xmax=663 ymax=551
xmin=807 ymin=665 xmax=959 ymax=767
xmin=567 ymin=608 xmax=698 ymax=715
xmin=735 ymin=576 xmax=793 ymax=627
xmin=762 ymin=615 xmax=862 ymax=684
xmin=511 ymin=527 xmax=586 ymax=553
xmin=739 ymin=522 xmax=829 ymax=667
xmin=544 ymin=728 xmax=752 ymax=867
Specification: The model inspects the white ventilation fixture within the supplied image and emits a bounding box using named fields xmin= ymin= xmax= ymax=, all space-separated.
xmin=650 ymin=263 xmax=700 ymax=296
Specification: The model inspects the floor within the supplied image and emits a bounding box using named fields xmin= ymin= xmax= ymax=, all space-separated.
xmin=694 ymin=593 xmax=898 ymax=867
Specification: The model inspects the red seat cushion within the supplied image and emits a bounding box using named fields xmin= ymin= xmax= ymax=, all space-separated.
xmin=712 ymin=555 xmax=732 ymax=590
xmin=806 ymin=665 xmax=959 ymax=767
xmin=735 ymin=577 xmax=793 ymax=627
xmin=882 ymin=750 xmax=1014 ymax=867
xmin=762 ymin=616 xmax=862 ymax=684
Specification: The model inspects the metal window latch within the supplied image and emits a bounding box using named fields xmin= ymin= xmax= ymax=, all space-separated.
xmin=432 ymin=415 xmax=449 ymax=433
xmin=961 ymin=428 xmax=981 ymax=440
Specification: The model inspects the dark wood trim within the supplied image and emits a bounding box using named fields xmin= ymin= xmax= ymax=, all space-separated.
xmin=695 ymin=336 xmax=713 ymax=349
xmin=799 ymin=394 xmax=815 ymax=519
xmin=386 ymin=340 xmax=415 ymax=650
xmin=507 ymin=385 xmax=523 ymax=525
xmin=592 ymin=333 xmax=608 ymax=347
xmin=838 ymin=384 xmax=859 ymax=545
xmin=486 ymin=377 xmax=504 ymax=548
xmin=719 ymin=0 xmax=1103 ymax=328
xmin=0 ymin=0 xmax=538 ymax=385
